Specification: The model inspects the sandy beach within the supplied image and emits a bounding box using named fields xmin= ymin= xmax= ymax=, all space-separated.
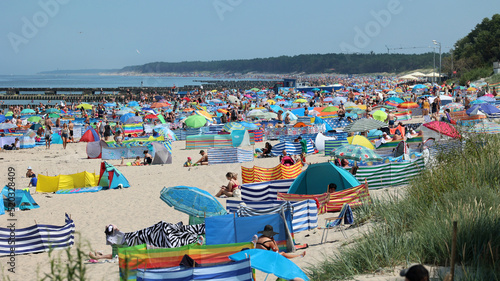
xmin=0 ymin=135 xmax=421 ymax=281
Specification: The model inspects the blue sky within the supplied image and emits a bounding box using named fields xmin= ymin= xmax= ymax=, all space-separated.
xmin=0 ymin=0 xmax=498 ymax=74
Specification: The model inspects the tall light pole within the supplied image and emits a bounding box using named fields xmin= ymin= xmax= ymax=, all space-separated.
xmin=433 ymin=40 xmax=442 ymax=83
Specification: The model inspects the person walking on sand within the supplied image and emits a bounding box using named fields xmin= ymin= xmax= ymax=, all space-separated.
xmin=61 ymin=123 xmax=70 ymax=149
xmin=385 ymin=110 xmax=397 ymax=128
xmin=45 ymin=125 xmax=53 ymax=149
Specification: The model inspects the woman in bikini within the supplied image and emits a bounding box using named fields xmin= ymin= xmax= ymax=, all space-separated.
xmin=215 ymin=172 xmax=239 ymax=197
xmin=254 ymin=225 xmax=305 ymax=259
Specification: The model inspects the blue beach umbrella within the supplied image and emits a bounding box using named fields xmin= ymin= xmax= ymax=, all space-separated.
xmin=0 ymin=115 xmax=5 ymax=123
xmin=119 ymin=113 xmax=135 ymax=123
xmin=160 ymin=186 xmax=227 ymax=217
xmin=127 ymin=101 xmax=139 ymax=107
xmin=229 ymin=249 xmax=309 ymax=281
xmin=333 ymin=97 xmax=347 ymax=105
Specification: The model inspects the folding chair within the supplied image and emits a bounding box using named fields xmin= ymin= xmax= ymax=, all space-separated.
xmin=320 ymin=203 xmax=354 ymax=244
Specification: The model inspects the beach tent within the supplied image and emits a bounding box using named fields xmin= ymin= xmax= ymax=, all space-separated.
xmin=80 ymin=126 xmax=100 ymax=142
xmin=288 ymin=162 xmax=360 ymax=194
xmin=151 ymin=142 xmax=172 ymax=164
xmin=36 ymin=171 xmax=100 ymax=193
xmin=98 ymin=161 xmax=130 ymax=189
xmin=51 ymin=133 xmax=63 ymax=144
xmin=231 ymin=130 xmax=251 ymax=147
xmin=2 ymin=186 xmax=39 ymax=211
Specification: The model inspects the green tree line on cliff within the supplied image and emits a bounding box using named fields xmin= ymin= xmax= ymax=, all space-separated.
xmin=441 ymin=14 xmax=500 ymax=83
xmin=120 ymin=53 xmax=437 ymax=75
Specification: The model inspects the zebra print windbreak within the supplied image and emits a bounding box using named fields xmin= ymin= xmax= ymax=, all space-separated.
xmin=123 ymin=221 xmax=205 ymax=248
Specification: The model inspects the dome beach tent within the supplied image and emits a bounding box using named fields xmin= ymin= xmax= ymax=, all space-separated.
xmin=98 ymin=161 xmax=130 ymax=189
xmin=80 ymin=126 xmax=100 ymax=142
xmin=288 ymin=162 xmax=360 ymax=194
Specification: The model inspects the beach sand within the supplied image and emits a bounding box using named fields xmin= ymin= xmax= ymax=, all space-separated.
xmin=0 ymin=118 xmax=425 ymax=280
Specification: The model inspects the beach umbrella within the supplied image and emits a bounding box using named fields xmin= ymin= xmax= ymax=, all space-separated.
xmin=275 ymin=95 xmax=283 ymax=99
xmin=0 ymin=123 xmax=17 ymax=130
xmin=48 ymin=113 xmax=60 ymax=119
xmin=184 ymin=114 xmax=207 ymax=128
xmin=322 ymin=106 xmax=339 ymax=113
xmin=423 ymin=121 xmax=461 ymax=138
xmin=324 ymin=97 xmax=333 ymax=102
xmin=294 ymin=99 xmax=307 ymax=103
xmin=0 ymin=115 xmax=5 ymax=123
xmin=229 ymin=249 xmax=309 ymax=281
xmin=413 ymin=84 xmax=427 ymax=89
xmin=124 ymin=116 xmax=142 ymax=124
xmin=119 ymin=113 xmax=135 ymax=123
xmin=398 ymin=102 xmax=419 ymax=109
xmin=262 ymin=112 xmax=278 ymax=120
xmin=471 ymin=99 xmax=488 ymax=105
xmin=247 ymin=109 xmax=265 ymax=119
xmin=442 ymin=103 xmax=464 ymax=112
xmin=144 ymin=114 xmax=158 ymax=119
xmin=211 ymin=99 xmax=222 ymax=103
xmin=5 ymin=112 xmax=13 ymax=117
xmin=127 ymin=101 xmax=140 ymax=107
xmin=331 ymin=144 xmax=383 ymax=162
xmin=151 ymin=102 xmax=169 ymax=108
xmin=160 ymin=186 xmax=227 ymax=217
xmin=372 ymin=110 xmax=387 ymax=122
xmin=27 ymin=116 xmax=42 ymax=123
xmin=228 ymin=95 xmax=239 ymax=103
xmin=223 ymin=122 xmax=245 ymax=132
xmin=104 ymin=102 xmax=116 ymax=107
xmin=466 ymin=104 xmax=500 ymax=115
xmin=284 ymin=111 xmax=298 ymax=121
xmin=343 ymin=102 xmax=357 ymax=109
xmin=477 ymin=96 xmax=495 ymax=102
xmin=77 ymin=103 xmax=93 ymax=110
xmin=250 ymin=88 xmax=260 ymax=92
xmin=387 ymin=90 xmax=397 ymax=95
xmin=467 ymin=87 xmax=477 ymax=92
xmin=239 ymin=121 xmax=259 ymax=130
xmin=21 ymin=109 xmax=36 ymax=114
xmin=195 ymin=110 xmax=214 ymax=121
xmin=211 ymin=89 xmax=218 ymax=92
xmin=267 ymin=99 xmax=276 ymax=105
xmin=45 ymin=108 xmax=59 ymax=113
xmin=344 ymin=119 xmax=387 ymax=133
xmin=332 ymin=97 xmax=347 ymax=105
xmin=347 ymin=135 xmax=375 ymax=150
xmin=30 ymin=123 xmax=42 ymax=131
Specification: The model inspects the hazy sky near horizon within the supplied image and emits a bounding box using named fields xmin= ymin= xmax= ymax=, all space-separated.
xmin=0 ymin=0 xmax=498 ymax=75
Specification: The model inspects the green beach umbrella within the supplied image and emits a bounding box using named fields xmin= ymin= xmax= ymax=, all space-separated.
xmin=330 ymin=144 xmax=383 ymax=162
xmin=49 ymin=113 xmax=60 ymax=118
xmin=27 ymin=116 xmax=42 ymax=122
xmin=5 ymin=111 xmax=13 ymax=117
xmin=372 ymin=110 xmax=387 ymax=121
xmin=250 ymin=88 xmax=260 ymax=92
xmin=184 ymin=114 xmax=207 ymax=128
xmin=322 ymin=106 xmax=339 ymax=112
xmin=294 ymin=99 xmax=307 ymax=103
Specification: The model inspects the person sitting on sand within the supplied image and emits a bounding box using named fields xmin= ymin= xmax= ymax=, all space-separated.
xmin=117 ymin=156 xmax=143 ymax=166
xmin=143 ymin=150 xmax=153 ymax=165
xmin=195 ymin=150 xmax=208 ymax=165
xmin=26 ymin=166 xmax=37 ymax=187
xmin=259 ymin=142 xmax=273 ymax=157
xmin=3 ymin=138 xmax=19 ymax=150
xmin=381 ymin=132 xmax=393 ymax=142
xmin=328 ymin=183 xmax=337 ymax=193
xmin=215 ymin=172 xmax=240 ymax=198
xmin=279 ymin=150 xmax=295 ymax=166
xmin=89 ymin=224 xmax=125 ymax=262
xmin=184 ymin=157 xmax=192 ymax=167
xmin=253 ymin=225 xmax=305 ymax=259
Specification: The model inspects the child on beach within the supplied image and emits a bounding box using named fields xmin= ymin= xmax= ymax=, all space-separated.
xmin=184 ymin=157 xmax=192 ymax=167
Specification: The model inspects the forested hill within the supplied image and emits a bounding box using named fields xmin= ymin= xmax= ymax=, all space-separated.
xmin=120 ymin=53 xmax=438 ymax=75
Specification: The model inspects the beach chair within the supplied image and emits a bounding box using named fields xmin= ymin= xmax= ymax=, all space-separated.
xmin=320 ymin=203 xmax=354 ymax=244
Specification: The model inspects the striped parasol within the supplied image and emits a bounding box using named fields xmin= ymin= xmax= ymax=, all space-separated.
xmin=343 ymin=118 xmax=387 ymax=133
xmin=398 ymin=101 xmax=419 ymax=109
xmin=223 ymin=122 xmax=245 ymax=132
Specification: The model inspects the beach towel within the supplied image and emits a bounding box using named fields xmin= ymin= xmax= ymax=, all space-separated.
xmin=55 ymin=186 xmax=103 ymax=194
xmin=123 ymin=221 xmax=205 ymax=248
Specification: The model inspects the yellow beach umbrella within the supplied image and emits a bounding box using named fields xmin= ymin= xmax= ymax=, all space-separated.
xmin=267 ymin=99 xmax=276 ymax=105
xmin=195 ymin=110 xmax=213 ymax=121
xmin=347 ymin=135 xmax=375 ymax=150
xmin=76 ymin=103 xmax=93 ymax=110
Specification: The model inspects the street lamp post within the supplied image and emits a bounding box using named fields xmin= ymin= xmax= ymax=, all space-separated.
xmin=433 ymin=40 xmax=442 ymax=82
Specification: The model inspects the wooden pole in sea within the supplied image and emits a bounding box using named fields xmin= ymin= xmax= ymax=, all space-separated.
xmin=450 ymin=221 xmax=458 ymax=281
